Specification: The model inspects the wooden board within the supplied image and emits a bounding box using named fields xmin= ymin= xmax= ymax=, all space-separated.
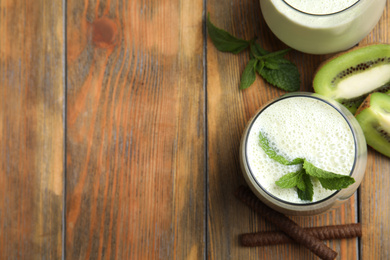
xmin=65 ymin=0 xmax=205 ymax=259
xmin=0 ymin=0 xmax=64 ymax=259
xmin=359 ymin=2 xmax=390 ymax=258
xmin=206 ymin=0 xmax=390 ymax=259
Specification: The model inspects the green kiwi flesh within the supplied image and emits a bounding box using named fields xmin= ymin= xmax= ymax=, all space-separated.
xmin=355 ymin=92 xmax=390 ymax=158
xmin=313 ymin=44 xmax=390 ymax=114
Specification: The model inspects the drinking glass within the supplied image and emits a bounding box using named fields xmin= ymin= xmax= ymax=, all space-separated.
xmin=240 ymin=93 xmax=367 ymax=215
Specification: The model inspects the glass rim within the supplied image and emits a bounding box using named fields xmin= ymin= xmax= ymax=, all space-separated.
xmin=244 ymin=93 xmax=358 ymax=206
xmin=281 ymin=0 xmax=361 ymax=16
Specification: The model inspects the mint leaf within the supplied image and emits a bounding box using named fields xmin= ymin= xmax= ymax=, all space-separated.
xmin=251 ymin=42 xmax=268 ymax=56
xmin=259 ymin=132 xmax=304 ymax=165
xmin=303 ymin=160 xmax=355 ymax=190
xmin=249 ymin=42 xmax=300 ymax=92
xmin=257 ymin=60 xmax=265 ymax=74
xmin=257 ymin=63 xmax=300 ymax=92
xmin=317 ymin=178 xmax=355 ymax=190
xmin=275 ymin=169 xmax=305 ymax=188
xmin=264 ymin=60 xmax=280 ymax=70
xmin=296 ymin=172 xmax=306 ymax=191
xmin=297 ymin=173 xmax=313 ymax=201
xmin=240 ymin=59 xmax=258 ymax=89
xmin=207 ymin=14 xmax=249 ymax=54
xmin=251 ymin=43 xmax=291 ymax=64
xmin=259 ymin=48 xmax=291 ymax=60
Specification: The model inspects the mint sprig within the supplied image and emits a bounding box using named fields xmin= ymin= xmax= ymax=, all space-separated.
xmin=259 ymin=132 xmax=304 ymax=165
xmin=303 ymin=160 xmax=355 ymax=190
xmin=259 ymin=131 xmax=355 ymax=201
xmin=206 ymin=14 xmax=249 ymax=54
xmin=207 ymin=14 xmax=300 ymax=91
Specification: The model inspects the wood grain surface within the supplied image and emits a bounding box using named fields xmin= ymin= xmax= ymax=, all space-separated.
xmin=359 ymin=4 xmax=390 ymax=259
xmin=0 ymin=0 xmax=64 ymax=259
xmin=0 ymin=0 xmax=389 ymax=259
xmin=66 ymin=0 xmax=205 ymax=259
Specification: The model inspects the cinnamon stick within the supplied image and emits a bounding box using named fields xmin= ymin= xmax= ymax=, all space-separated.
xmin=241 ymin=223 xmax=362 ymax=247
xmin=235 ymin=186 xmax=338 ymax=260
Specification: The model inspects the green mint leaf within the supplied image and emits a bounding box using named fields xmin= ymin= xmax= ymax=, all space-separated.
xmin=251 ymin=42 xmax=291 ymax=64
xmin=317 ymin=177 xmax=356 ymax=190
xmin=257 ymin=63 xmax=300 ymax=92
xmin=303 ymin=160 xmax=355 ymax=190
xmin=296 ymin=171 xmax=306 ymax=191
xmin=249 ymin=42 xmax=300 ymax=92
xmin=263 ymin=50 xmax=291 ymax=70
xmin=275 ymin=169 xmax=305 ymax=189
xmin=259 ymin=48 xmax=291 ymax=60
xmin=257 ymin=60 xmax=265 ymax=74
xmin=297 ymin=173 xmax=314 ymax=201
xmin=264 ymin=60 xmax=280 ymax=70
xmin=251 ymin=42 xmax=268 ymax=56
xmin=240 ymin=59 xmax=258 ymax=89
xmin=207 ymin=14 xmax=250 ymax=54
xmin=259 ymin=132 xmax=304 ymax=165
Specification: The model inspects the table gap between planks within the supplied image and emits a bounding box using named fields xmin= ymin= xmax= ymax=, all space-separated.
xmin=0 ymin=0 xmax=389 ymax=259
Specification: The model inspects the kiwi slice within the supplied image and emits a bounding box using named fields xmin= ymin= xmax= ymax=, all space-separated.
xmin=313 ymin=44 xmax=390 ymax=114
xmin=355 ymin=92 xmax=390 ymax=158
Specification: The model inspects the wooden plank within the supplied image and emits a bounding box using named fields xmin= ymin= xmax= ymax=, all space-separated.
xmin=359 ymin=2 xmax=390 ymax=259
xmin=0 ymin=0 xmax=64 ymax=259
xmin=360 ymin=152 xmax=390 ymax=259
xmin=207 ymin=1 xmax=360 ymax=259
xmin=65 ymin=0 xmax=205 ymax=259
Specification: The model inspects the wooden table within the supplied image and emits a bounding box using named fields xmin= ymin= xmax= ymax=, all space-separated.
xmin=1 ymin=0 xmax=389 ymax=259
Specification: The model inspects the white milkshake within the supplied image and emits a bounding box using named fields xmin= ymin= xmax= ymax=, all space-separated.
xmin=240 ymin=93 xmax=367 ymax=215
xmin=246 ymin=96 xmax=355 ymax=203
xmin=260 ymin=0 xmax=387 ymax=54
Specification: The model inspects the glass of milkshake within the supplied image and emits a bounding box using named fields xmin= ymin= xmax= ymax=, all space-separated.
xmin=239 ymin=93 xmax=367 ymax=215
xmin=260 ymin=0 xmax=387 ymax=54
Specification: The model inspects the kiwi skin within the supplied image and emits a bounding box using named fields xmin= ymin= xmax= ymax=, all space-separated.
xmin=313 ymin=44 xmax=390 ymax=114
xmin=355 ymin=92 xmax=390 ymax=158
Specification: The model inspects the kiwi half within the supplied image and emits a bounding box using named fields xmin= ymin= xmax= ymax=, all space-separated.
xmin=313 ymin=44 xmax=390 ymax=114
xmin=355 ymin=92 xmax=390 ymax=158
